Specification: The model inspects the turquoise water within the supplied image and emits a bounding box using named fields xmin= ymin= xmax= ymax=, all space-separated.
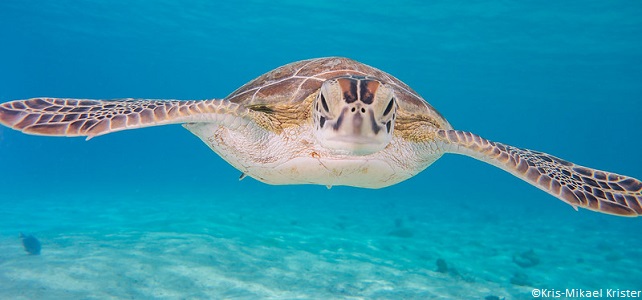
xmin=1 ymin=1 xmax=641 ymax=299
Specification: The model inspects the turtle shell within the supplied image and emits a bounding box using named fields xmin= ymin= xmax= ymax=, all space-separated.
xmin=224 ymin=57 xmax=450 ymax=129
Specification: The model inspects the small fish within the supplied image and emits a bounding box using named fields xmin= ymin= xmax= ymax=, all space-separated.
xmin=19 ymin=233 xmax=41 ymax=255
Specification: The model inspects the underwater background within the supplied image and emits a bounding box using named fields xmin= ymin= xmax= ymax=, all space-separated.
xmin=0 ymin=1 xmax=641 ymax=299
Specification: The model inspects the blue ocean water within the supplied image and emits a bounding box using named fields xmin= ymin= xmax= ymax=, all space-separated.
xmin=0 ymin=1 xmax=641 ymax=298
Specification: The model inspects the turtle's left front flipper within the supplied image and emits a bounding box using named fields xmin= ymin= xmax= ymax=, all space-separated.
xmin=0 ymin=98 xmax=257 ymax=139
xmin=437 ymin=129 xmax=642 ymax=217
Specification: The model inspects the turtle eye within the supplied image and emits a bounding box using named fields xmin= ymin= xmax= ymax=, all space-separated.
xmin=320 ymin=94 xmax=329 ymax=113
xmin=383 ymin=98 xmax=395 ymax=116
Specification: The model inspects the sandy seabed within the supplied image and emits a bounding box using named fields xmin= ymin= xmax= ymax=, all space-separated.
xmin=1 ymin=186 xmax=640 ymax=299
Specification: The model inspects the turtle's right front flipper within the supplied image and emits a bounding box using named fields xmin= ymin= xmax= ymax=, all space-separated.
xmin=0 ymin=98 xmax=257 ymax=139
xmin=437 ymin=129 xmax=642 ymax=217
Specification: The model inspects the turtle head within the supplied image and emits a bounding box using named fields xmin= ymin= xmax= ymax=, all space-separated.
xmin=313 ymin=76 xmax=397 ymax=155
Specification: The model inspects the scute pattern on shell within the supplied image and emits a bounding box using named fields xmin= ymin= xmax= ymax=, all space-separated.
xmin=224 ymin=57 xmax=449 ymax=129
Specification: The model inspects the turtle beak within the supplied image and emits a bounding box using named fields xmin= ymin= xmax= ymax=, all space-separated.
xmin=329 ymin=105 xmax=382 ymax=139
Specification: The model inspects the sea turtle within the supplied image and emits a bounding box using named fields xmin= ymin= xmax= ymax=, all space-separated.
xmin=0 ymin=57 xmax=640 ymax=216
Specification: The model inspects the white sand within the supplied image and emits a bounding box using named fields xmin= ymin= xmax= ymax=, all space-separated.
xmin=1 ymin=186 xmax=640 ymax=299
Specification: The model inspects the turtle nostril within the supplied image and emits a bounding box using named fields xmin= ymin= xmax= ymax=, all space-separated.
xmin=360 ymin=108 xmax=365 ymax=113
xmin=351 ymin=107 xmax=356 ymax=113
